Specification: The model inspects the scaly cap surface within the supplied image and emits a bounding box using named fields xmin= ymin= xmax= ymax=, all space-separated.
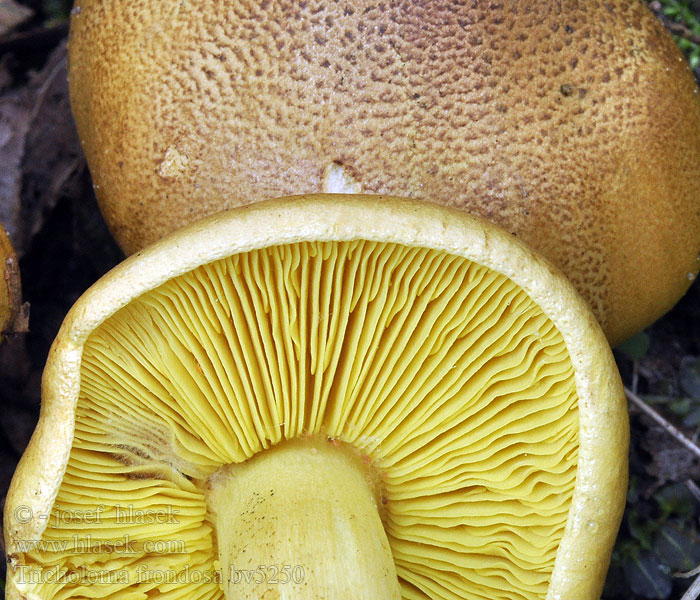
xmin=68 ymin=0 xmax=700 ymax=345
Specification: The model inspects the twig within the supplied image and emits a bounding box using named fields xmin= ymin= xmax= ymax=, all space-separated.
xmin=666 ymin=21 xmax=700 ymax=46
xmin=680 ymin=565 xmax=700 ymax=578
xmin=624 ymin=386 xmax=700 ymax=460
xmin=632 ymin=360 xmax=640 ymax=395
xmin=27 ymin=47 xmax=67 ymax=125
xmin=687 ymin=479 xmax=700 ymax=503
xmin=0 ymin=23 xmax=68 ymax=55
xmin=680 ymin=569 xmax=700 ymax=600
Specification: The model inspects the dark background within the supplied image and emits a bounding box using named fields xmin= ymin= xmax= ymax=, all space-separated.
xmin=1 ymin=1 xmax=699 ymax=598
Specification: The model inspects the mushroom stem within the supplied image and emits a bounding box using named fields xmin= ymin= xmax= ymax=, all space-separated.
xmin=206 ymin=437 xmax=400 ymax=600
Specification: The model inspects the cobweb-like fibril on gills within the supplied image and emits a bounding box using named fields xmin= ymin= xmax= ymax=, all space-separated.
xmin=23 ymin=240 xmax=578 ymax=600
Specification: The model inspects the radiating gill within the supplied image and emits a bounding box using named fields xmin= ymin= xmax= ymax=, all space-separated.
xmin=23 ymin=240 xmax=578 ymax=600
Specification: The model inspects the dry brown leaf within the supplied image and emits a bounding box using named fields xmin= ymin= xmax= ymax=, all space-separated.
xmin=0 ymin=40 xmax=82 ymax=254
xmin=0 ymin=0 xmax=33 ymax=37
xmin=0 ymin=85 xmax=29 ymax=245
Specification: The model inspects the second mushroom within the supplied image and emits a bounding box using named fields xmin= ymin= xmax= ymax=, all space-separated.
xmin=4 ymin=196 xmax=627 ymax=600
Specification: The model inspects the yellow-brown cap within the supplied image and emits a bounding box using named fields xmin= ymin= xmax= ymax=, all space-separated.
xmin=68 ymin=1 xmax=700 ymax=345
xmin=0 ymin=224 xmax=24 ymax=343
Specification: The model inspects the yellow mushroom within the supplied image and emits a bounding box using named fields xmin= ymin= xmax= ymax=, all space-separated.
xmin=0 ymin=223 xmax=24 ymax=344
xmin=4 ymin=196 xmax=628 ymax=600
xmin=68 ymin=0 xmax=700 ymax=345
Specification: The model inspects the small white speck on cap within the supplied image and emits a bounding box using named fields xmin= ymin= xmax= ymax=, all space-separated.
xmin=158 ymin=147 xmax=189 ymax=179
xmin=321 ymin=162 xmax=362 ymax=194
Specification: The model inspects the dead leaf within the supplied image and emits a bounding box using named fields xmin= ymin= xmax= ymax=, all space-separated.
xmin=642 ymin=421 xmax=700 ymax=485
xmin=0 ymin=40 xmax=83 ymax=255
xmin=0 ymin=0 xmax=33 ymax=37
xmin=21 ymin=41 xmax=84 ymax=248
xmin=0 ymin=83 xmax=30 ymax=246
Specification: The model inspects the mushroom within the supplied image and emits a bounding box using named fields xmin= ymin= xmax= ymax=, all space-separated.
xmin=4 ymin=196 xmax=628 ymax=600
xmin=0 ymin=223 xmax=25 ymax=343
xmin=67 ymin=0 xmax=700 ymax=345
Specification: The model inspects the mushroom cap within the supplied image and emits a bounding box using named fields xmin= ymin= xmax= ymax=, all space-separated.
xmin=68 ymin=0 xmax=700 ymax=346
xmin=4 ymin=195 xmax=627 ymax=600
xmin=0 ymin=223 xmax=22 ymax=343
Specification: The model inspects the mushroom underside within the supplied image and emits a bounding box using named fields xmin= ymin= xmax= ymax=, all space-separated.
xmin=20 ymin=239 xmax=579 ymax=600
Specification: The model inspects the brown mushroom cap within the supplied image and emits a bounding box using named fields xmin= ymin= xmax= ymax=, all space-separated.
xmin=0 ymin=224 xmax=23 ymax=343
xmin=67 ymin=1 xmax=700 ymax=345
